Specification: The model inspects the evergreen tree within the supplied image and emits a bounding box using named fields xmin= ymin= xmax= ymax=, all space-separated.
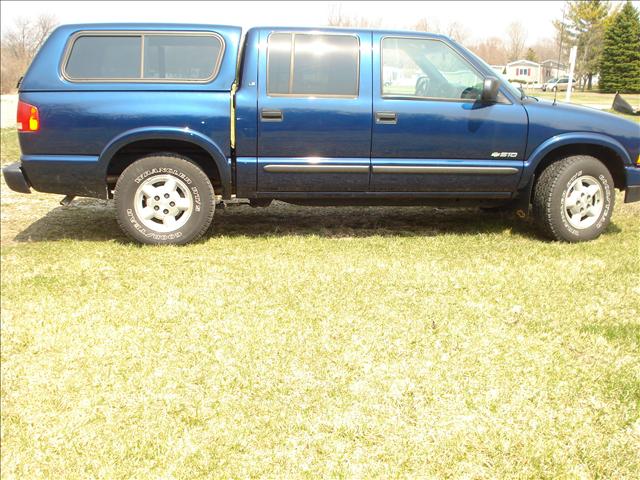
xmin=525 ymin=48 xmax=538 ymax=62
xmin=600 ymin=1 xmax=640 ymax=93
xmin=554 ymin=1 xmax=610 ymax=90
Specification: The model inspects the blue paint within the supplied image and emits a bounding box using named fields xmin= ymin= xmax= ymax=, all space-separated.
xmin=257 ymin=157 xmax=370 ymax=192
xmin=5 ymin=23 xmax=639 ymax=205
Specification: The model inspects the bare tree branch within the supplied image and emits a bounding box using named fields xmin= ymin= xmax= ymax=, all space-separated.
xmin=446 ymin=21 xmax=470 ymax=45
xmin=1 ymin=14 xmax=58 ymax=93
xmin=505 ymin=21 xmax=528 ymax=61
xmin=413 ymin=17 xmax=441 ymax=34
xmin=327 ymin=2 xmax=382 ymax=28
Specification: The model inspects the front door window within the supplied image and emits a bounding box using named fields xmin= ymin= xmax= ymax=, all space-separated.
xmin=382 ymin=37 xmax=484 ymax=101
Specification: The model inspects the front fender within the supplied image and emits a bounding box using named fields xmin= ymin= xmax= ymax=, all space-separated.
xmin=99 ymin=127 xmax=232 ymax=197
xmin=519 ymin=132 xmax=632 ymax=189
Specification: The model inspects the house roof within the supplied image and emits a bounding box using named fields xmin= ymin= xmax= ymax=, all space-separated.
xmin=506 ymin=59 xmax=540 ymax=67
xmin=540 ymin=59 xmax=567 ymax=68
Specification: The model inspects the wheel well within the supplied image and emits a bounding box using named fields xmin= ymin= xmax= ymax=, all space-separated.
xmin=533 ymin=144 xmax=627 ymax=192
xmin=106 ymin=139 xmax=222 ymax=193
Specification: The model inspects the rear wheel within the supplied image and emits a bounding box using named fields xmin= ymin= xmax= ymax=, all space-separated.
xmin=114 ymin=154 xmax=215 ymax=245
xmin=532 ymin=155 xmax=614 ymax=242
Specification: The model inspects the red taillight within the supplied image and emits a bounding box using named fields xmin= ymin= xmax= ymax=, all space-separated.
xmin=17 ymin=100 xmax=39 ymax=132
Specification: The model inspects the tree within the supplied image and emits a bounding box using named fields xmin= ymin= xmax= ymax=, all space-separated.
xmin=600 ymin=1 xmax=640 ymax=92
xmin=505 ymin=22 xmax=527 ymax=61
xmin=413 ymin=17 xmax=441 ymax=34
xmin=529 ymin=38 xmax=560 ymax=63
xmin=552 ymin=17 xmax=575 ymax=63
xmin=469 ymin=37 xmax=508 ymax=65
xmin=446 ymin=21 xmax=469 ymax=45
xmin=414 ymin=17 xmax=468 ymax=45
xmin=1 ymin=14 xmax=57 ymax=94
xmin=525 ymin=48 xmax=538 ymax=62
xmin=327 ymin=2 xmax=382 ymax=28
xmin=554 ymin=1 xmax=610 ymax=90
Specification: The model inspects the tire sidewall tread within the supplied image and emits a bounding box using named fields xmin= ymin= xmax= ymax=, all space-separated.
xmin=114 ymin=154 xmax=215 ymax=245
xmin=533 ymin=155 xmax=614 ymax=242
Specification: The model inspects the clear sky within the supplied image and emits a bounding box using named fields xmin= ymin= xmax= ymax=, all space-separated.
xmin=1 ymin=1 xmax=638 ymax=44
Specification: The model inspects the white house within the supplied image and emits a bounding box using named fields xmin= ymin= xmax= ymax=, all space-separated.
xmin=505 ymin=60 xmax=541 ymax=84
xmin=539 ymin=59 xmax=568 ymax=83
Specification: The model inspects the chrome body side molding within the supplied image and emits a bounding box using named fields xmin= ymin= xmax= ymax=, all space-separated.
xmin=263 ymin=164 xmax=370 ymax=173
xmin=372 ymin=165 xmax=519 ymax=175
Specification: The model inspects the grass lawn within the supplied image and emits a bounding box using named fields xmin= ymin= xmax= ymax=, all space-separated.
xmin=525 ymin=90 xmax=622 ymax=105
xmin=1 ymin=127 xmax=639 ymax=479
xmin=523 ymin=90 xmax=640 ymax=123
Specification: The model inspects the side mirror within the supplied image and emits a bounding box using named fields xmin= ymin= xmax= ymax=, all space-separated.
xmin=481 ymin=76 xmax=500 ymax=103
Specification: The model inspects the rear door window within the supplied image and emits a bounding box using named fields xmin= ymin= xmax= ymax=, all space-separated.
xmin=267 ymin=32 xmax=359 ymax=97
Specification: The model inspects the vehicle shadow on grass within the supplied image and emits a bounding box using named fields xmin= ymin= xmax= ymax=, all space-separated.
xmin=209 ymin=203 xmax=541 ymax=239
xmin=13 ymin=199 xmax=616 ymax=243
xmin=13 ymin=200 xmax=126 ymax=243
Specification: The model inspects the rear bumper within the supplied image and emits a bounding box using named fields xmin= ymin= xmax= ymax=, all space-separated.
xmin=625 ymin=186 xmax=640 ymax=203
xmin=625 ymin=166 xmax=640 ymax=203
xmin=20 ymin=154 xmax=106 ymax=198
xmin=2 ymin=162 xmax=31 ymax=193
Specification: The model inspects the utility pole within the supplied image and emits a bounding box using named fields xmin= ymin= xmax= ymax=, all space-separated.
xmin=565 ymin=46 xmax=577 ymax=103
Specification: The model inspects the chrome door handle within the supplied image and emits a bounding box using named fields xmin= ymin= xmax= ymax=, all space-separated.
xmin=261 ymin=109 xmax=283 ymax=122
xmin=375 ymin=111 xmax=397 ymax=124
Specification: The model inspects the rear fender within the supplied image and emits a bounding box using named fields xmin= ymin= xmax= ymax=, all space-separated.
xmin=99 ymin=127 xmax=231 ymax=197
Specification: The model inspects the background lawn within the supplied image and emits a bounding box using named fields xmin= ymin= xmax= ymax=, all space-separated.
xmin=1 ymin=127 xmax=639 ymax=478
xmin=522 ymin=89 xmax=640 ymax=123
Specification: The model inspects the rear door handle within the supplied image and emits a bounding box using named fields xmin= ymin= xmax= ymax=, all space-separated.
xmin=261 ymin=109 xmax=283 ymax=122
xmin=375 ymin=111 xmax=397 ymax=124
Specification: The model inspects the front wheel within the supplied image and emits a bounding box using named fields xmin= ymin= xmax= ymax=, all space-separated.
xmin=114 ymin=154 xmax=215 ymax=245
xmin=532 ymin=155 xmax=614 ymax=242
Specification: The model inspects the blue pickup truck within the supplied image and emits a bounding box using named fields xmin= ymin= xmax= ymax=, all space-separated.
xmin=4 ymin=24 xmax=639 ymax=244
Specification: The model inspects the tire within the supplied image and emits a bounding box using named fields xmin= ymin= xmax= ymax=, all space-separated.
xmin=532 ymin=155 xmax=614 ymax=242
xmin=114 ymin=154 xmax=215 ymax=245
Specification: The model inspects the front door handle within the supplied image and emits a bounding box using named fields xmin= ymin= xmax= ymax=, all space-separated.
xmin=375 ymin=111 xmax=397 ymax=124
xmin=261 ymin=109 xmax=283 ymax=122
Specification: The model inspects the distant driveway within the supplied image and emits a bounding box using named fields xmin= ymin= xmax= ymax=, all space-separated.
xmin=1 ymin=95 xmax=18 ymax=128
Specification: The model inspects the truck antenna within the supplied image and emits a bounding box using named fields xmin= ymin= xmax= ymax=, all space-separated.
xmin=554 ymin=6 xmax=567 ymax=106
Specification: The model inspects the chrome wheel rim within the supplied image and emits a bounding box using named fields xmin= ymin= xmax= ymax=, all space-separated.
xmin=564 ymin=175 xmax=603 ymax=229
xmin=134 ymin=175 xmax=193 ymax=232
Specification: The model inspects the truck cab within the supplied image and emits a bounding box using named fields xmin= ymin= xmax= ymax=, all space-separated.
xmin=4 ymin=24 xmax=640 ymax=244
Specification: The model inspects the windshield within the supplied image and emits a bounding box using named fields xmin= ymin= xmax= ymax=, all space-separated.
xmin=457 ymin=44 xmax=522 ymax=99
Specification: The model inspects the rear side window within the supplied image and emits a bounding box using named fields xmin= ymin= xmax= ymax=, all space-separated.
xmin=65 ymin=36 xmax=141 ymax=79
xmin=143 ymin=35 xmax=223 ymax=80
xmin=267 ymin=32 xmax=359 ymax=97
xmin=63 ymin=32 xmax=224 ymax=82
